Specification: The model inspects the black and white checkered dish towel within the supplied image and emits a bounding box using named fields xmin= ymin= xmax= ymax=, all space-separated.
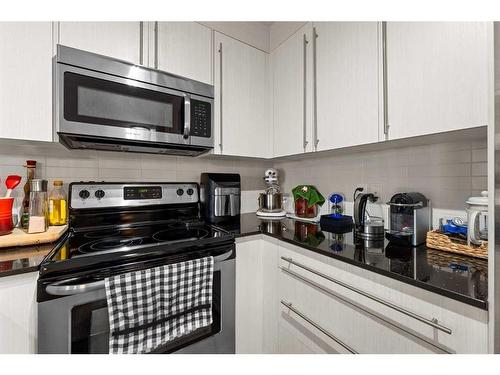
xmin=104 ymin=256 xmax=214 ymax=354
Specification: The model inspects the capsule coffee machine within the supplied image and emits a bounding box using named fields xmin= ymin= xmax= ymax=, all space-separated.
xmin=385 ymin=192 xmax=431 ymax=247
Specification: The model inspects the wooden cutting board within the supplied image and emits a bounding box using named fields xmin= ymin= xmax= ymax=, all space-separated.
xmin=0 ymin=225 xmax=68 ymax=249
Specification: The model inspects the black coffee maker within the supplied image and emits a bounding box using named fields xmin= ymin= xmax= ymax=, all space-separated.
xmin=385 ymin=192 xmax=431 ymax=247
xmin=200 ymin=173 xmax=241 ymax=224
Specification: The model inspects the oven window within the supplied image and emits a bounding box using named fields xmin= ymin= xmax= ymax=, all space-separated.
xmin=64 ymin=72 xmax=184 ymax=134
xmin=70 ymin=272 xmax=221 ymax=354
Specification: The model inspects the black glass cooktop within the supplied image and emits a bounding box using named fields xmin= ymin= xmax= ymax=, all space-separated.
xmin=49 ymin=220 xmax=231 ymax=263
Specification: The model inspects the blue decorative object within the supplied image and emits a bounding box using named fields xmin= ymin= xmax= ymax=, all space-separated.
xmin=328 ymin=193 xmax=344 ymax=219
xmin=442 ymin=219 xmax=468 ymax=236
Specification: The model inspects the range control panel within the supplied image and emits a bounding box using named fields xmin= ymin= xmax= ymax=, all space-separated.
xmin=70 ymin=183 xmax=199 ymax=209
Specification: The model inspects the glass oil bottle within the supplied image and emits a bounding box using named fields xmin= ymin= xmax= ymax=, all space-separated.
xmin=48 ymin=180 xmax=67 ymax=226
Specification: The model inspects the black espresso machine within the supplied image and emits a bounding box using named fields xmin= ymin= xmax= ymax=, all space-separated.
xmin=385 ymin=192 xmax=431 ymax=247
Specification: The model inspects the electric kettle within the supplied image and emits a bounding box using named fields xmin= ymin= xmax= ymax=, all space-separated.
xmin=466 ymin=191 xmax=488 ymax=246
xmin=353 ymin=188 xmax=384 ymax=240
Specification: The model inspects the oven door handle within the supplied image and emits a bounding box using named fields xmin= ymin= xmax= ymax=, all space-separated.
xmin=45 ymin=250 xmax=233 ymax=296
xmin=46 ymin=279 xmax=106 ymax=296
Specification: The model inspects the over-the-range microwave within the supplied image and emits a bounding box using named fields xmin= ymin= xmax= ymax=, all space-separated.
xmin=54 ymin=45 xmax=214 ymax=156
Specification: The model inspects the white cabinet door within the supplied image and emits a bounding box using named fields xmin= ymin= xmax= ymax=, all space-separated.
xmin=386 ymin=22 xmax=489 ymax=140
xmin=214 ymin=32 xmax=272 ymax=158
xmin=271 ymin=23 xmax=314 ymax=157
xmin=0 ymin=22 xmax=53 ymax=142
xmin=155 ymin=22 xmax=212 ymax=84
xmin=235 ymin=237 xmax=278 ymax=353
xmin=314 ymin=22 xmax=380 ymax=151
xmin=0 ymin=272 xmax=38 ymax=353
xmin=59 ymin=22 xmax=143 ymax=64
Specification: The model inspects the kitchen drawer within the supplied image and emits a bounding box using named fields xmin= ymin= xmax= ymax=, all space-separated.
xmin=278 ymin=241 xmax=488 ymax=354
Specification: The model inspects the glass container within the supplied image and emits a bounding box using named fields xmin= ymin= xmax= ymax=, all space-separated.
xmin=294 ymin=197 xmax=317 ymax=218
xmin=28 ymin=179 xmax=48 ymax=234
xmin=49 ymin=180 xmax=68 ymax=226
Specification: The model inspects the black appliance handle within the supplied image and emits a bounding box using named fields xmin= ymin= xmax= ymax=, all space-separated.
xmin=45 ymin=249 xmax=233 ymax=296
xmin=354 ymin=193 xmax=378 ymax=227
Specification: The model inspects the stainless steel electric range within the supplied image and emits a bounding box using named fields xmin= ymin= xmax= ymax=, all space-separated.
xmin=37 ymin=182 xmax=235 ymax=354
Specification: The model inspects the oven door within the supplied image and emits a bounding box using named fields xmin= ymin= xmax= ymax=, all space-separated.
xmin=37 ymin=248 xmax=235 ymax=354
xmin=55 ymin=64 xmax=213 ymax=149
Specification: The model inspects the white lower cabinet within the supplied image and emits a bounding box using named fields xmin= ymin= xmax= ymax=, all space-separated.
xmin=235 ymin=236 xmax=279 ymax=353
xmin=0 ymin=272 xmax=38 ymax=354
xmin=277 ymin=241 xmax=488 ymax=354
xmin=235 ymin=237 xmax=488 ymax=354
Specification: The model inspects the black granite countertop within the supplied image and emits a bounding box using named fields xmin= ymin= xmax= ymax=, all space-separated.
xmin=1 ymin=213 xmax=488 ymax=310
xmin=222 ymin=213 xmax=488 ymax=310
xmin=0 ymin=242 xmax=55 ymax=278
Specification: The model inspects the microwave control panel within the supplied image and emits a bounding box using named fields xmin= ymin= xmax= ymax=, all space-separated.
xmin=190 ymin=99 xmax=211 ymax=138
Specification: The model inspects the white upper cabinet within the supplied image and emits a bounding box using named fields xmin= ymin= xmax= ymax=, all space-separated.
xmin=271 ymin=23 xmax=314 ymax=157
xmin=154 ymin=22 xmax=212 ymax=84
xmin=0 ymin=22 xmax=53 ymax=142
xmin=314 ymin=22 xmax=380 ymax=151
xmin=214 ymin=32 xmax=272 ymax=158
xmin=385 ymin=22 xmax=490 ymax=140
xmin=58 ymin=22 xmax=143 ymax=64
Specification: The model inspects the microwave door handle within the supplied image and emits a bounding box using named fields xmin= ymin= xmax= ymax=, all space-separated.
xmin=183 ymin=95 xmax=191 ymax=139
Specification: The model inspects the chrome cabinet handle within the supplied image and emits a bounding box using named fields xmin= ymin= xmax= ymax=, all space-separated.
xmin=139 ymin=21 xmax=144 ymax=65
xmin=46 ymin=279 xmax=105 ymax=296
xmin=218 ymin=42 xmax=223 ymax=152
xmin=382 ymin=21 xmax=389 ymax=136
xmin=184 ymin=95 xmax=191 ymax=139
xmin=281 ymin=256 xmax=452 ymax=335
xmin=303 ymin=33 xmax=308 ymax=151
xmin=154 ymin=21 xmax=159 ymax=69
xmin=281 ymin=300 xmax=358 ymax=354
xmin=312 ymin=27 xmax=319 ymax=150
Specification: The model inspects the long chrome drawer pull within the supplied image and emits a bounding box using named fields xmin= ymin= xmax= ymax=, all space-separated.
xmin=281 ymin=256 xmax=452 ymax=335
xmin=281 ymin=267 xmax=452 ymax=354
xmin=281 ymin=300 xmax=358 ymax=354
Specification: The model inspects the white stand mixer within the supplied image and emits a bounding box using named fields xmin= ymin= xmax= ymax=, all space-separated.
xmin=256 ymin=168 xmax=287 ymax=217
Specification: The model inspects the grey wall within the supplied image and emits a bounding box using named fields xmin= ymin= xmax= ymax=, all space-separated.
xmin=274 ymin=139 xmax=487 ymax=210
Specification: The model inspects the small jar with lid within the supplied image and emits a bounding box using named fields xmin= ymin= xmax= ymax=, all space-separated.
xmin=49 ymin=180 xmax=68 ymax=226
xmin=28 ymin=179 xmax=48 ymax=234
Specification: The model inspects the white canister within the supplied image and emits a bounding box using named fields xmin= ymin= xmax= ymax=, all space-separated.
xmin=466 ymin=191 xmax=488 ymax=246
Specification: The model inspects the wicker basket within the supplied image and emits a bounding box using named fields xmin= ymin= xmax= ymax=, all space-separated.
xmin=426 ymin=230 xmax=488 ymax=259
xmin=426 ymin=248 xmax=488 ymax=276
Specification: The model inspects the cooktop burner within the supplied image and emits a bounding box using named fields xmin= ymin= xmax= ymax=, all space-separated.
xmin=153 ymin=228 xmax=209 ymax=243
xmin=84 ymin=229 xmax=121 ymax=239
xmin=79 ymin=237 xmax=144 ymax=254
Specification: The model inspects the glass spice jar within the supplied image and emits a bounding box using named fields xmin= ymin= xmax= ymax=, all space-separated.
xmin=294 ymin=197 xmax=318 ymax=218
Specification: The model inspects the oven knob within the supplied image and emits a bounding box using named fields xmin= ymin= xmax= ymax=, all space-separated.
xmin=79 ymin=190 xmax=90 ymax=199
xmin=95 ymin=190 xmax=105 ymax=199
xmin=186 ymin=188 xmax=194 ymax=196
xmin=176 ymin=188 xmax=184 ymax=196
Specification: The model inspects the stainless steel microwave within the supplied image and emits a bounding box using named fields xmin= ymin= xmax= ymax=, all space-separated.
xmin=54 ymin=45 xmax=214 ymax=156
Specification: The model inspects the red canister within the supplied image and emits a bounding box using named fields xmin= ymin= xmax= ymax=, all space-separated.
xmin=0 ymin=197 xmax=14 ymax=235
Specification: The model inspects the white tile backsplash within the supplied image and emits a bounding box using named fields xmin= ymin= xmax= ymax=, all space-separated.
xmin=0 ymin=136 xmax=487 ymax=217
xmin=275 ymin=139 xmax=487 ymax=210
